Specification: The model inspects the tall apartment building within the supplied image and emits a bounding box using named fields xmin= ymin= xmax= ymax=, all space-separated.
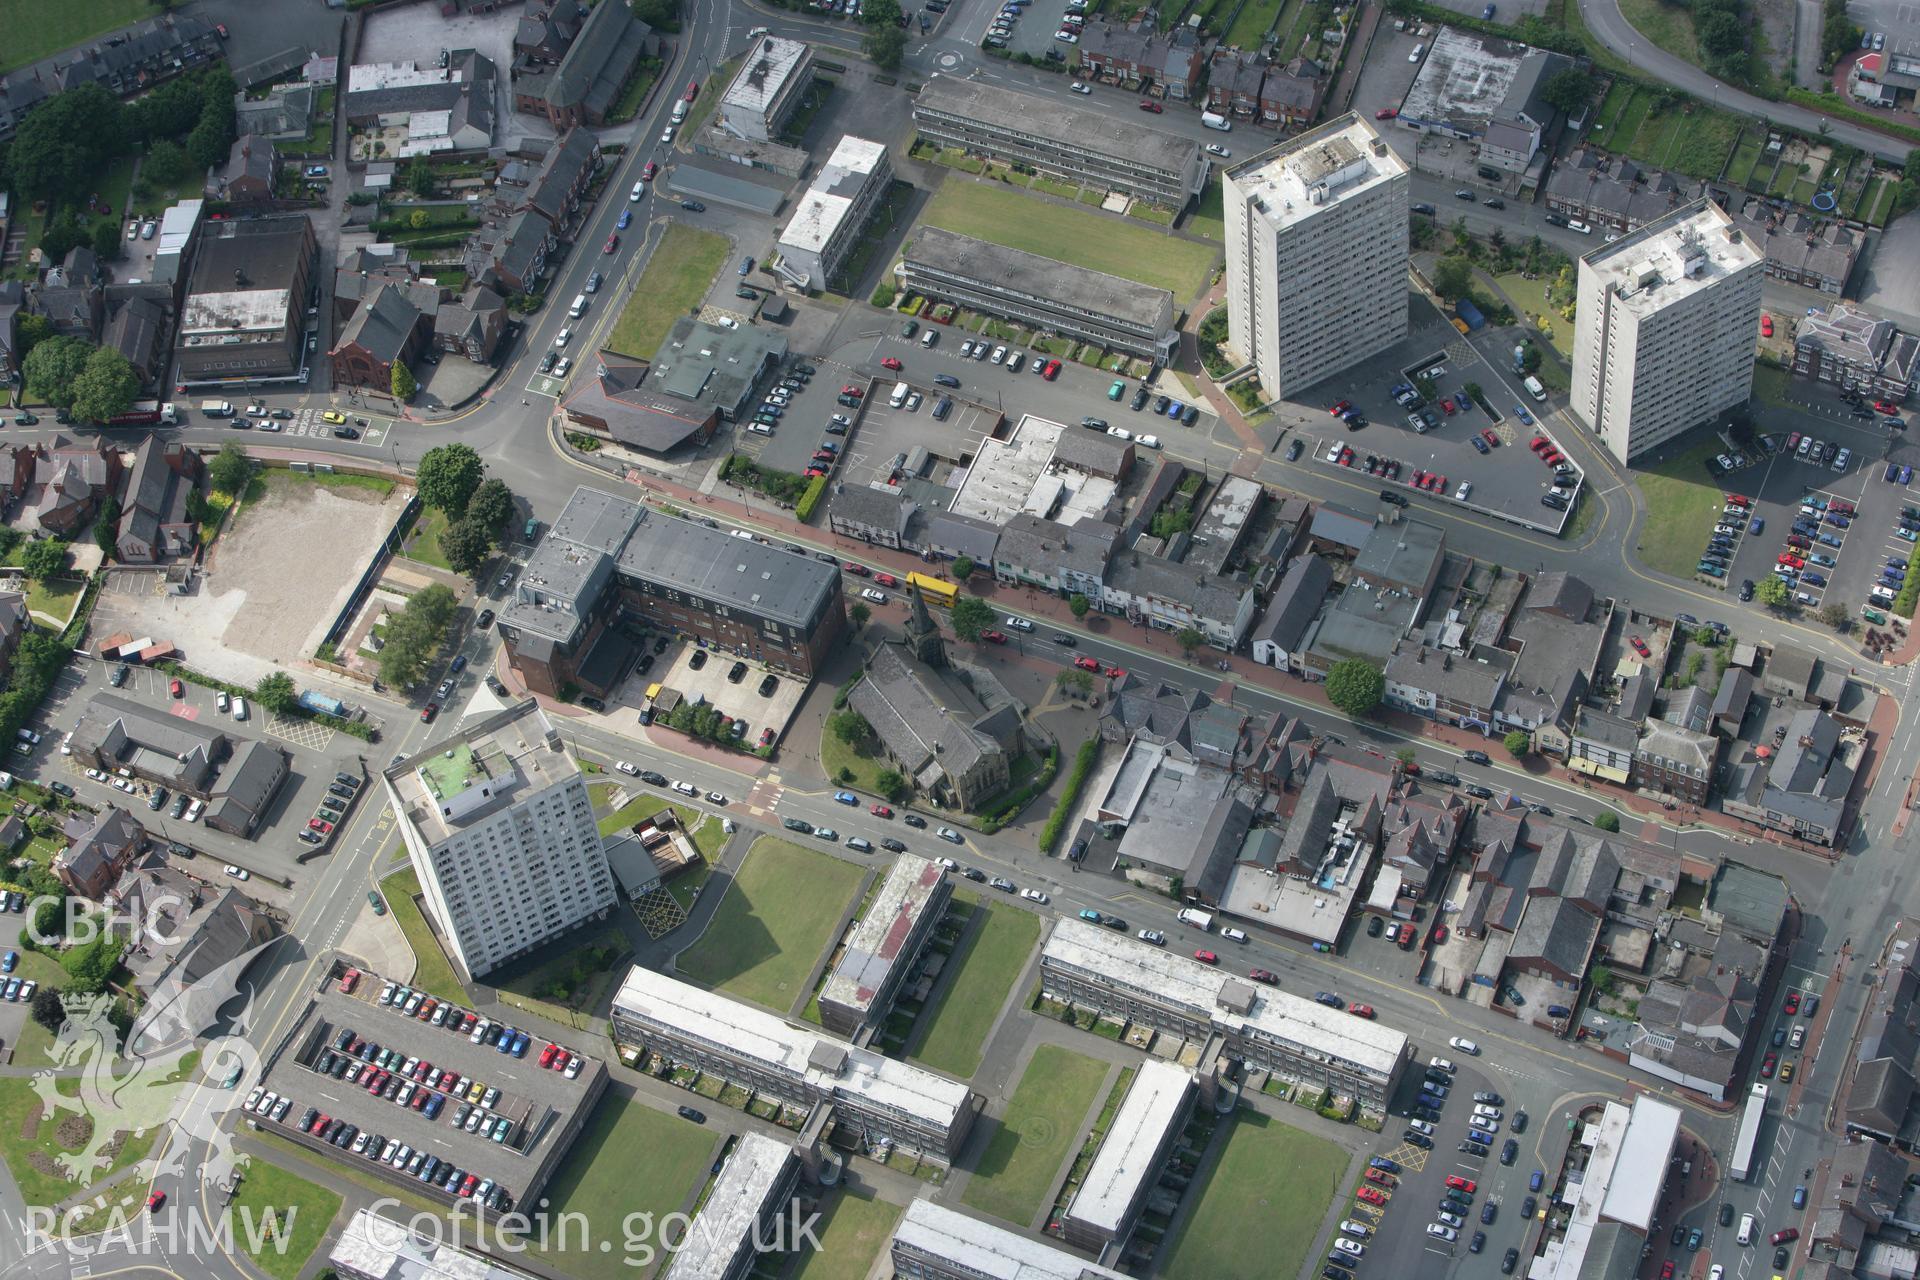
xmin=720 ymin=37 xmax=815 ymax=143
xmin=913 ymin=75 xmax=1207 ymax=206
xmin=382 ymin=700 xmax=615 ymax=979
xmin=900 ymin=227 xmax=1181 ymax=364
xmin=774 ymin=136 xmax=892 ymax=292
xmin=1222 ymin=114 xmax=1409 ymax=399
xmin=890 ymin=1198 xmax=1130 ymax=1280
xmin=1570 ymin=199 xmax=1764 ymax=463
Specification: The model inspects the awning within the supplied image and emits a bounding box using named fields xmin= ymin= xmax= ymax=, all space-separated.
xmin=1570 ymin=757 xmax=1630 ymax=785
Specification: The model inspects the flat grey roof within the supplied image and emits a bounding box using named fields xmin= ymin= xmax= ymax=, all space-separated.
xmin=820 ymin=854 xmax=947 ymax=1018
xmin=331 ymin=1208 xmax=543 ymax=1280
xmin=908 ymin=226 xmax=1174 ymax=330
xmin=615 ymin=508 xmax=839 ymax=629
xmin=916 ymin=74 xmax=1202 ymax=177
xmin=662 ymin=1134 xmax=797 ymax=1280
xmin=893 ymin=1198 xmax=1130 ymax=1279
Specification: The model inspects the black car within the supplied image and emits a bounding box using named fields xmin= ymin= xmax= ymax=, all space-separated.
xmin=1131 ymin=386 xmax=1150 ymax=411
xmin=1483 ymin=197 xmax=1505 ymax=209
xmin=1720 ymin=1203 xmax=1735 ymax=1227
xmin=1050 ymin=632 xmax=1077 ymax=647
xmin=1412 ymin=202 xmax=1437 ymax=215
xmin=1512 ymin=1109 xmax=1528 ymax=1133
xmin=1520 ymin=1196 xmax=1536 ymax=1218
xmin=1380 ymin=489 xmax=1408 ymax=507
xmin=1426 ymin=770 xmax=1461 ymax=786
xmin=1502 ymin=1248 xmax=1519 ymax=1275
xmin=1464 ymin=783 xmax=1494 ymax=800
xmin=1367 ymin=915 xmax=1385 ymax=937
xmin=676 ymin=1105 xmax=705 ymax=1123
xmin=48 ymin=781 xmax=74 ymax=798
xmin=1738 ymin=579 xmax=1756 ymax=601
xmin=1404 ymin=1132 xmax=1434 ymax=1149
xmin=1481 ymin=1201 xmax=1498 ymax=1224
xmin=1463 ymin=750 xmax=1492 ymax=765
xmin=333 ymin=426 xmax=360 ymax=440
xmin=880 ymin=838 xmax=907 ymax=852
xmin=735 ymin=287 xmax=758 ymax=300
xmin=783 ymin=817 xmax=815 ymax=834
xmin=1469 ymin=1231 xmax=1486 ymax=1254
xmin=580 ymin=695 xmax=607 ymax=712
xmin=904 ymin=813 xmax=927 ymax=828
xmin=1502 ymin=1138 xmax=1519 ymax=1165
xmin=1460 ymin=1139 xmax=1490 ymax=1157
xmin=962 ymin=867 xmax=987 ymax=882
xmin=933 ymin=374 xmax=961 ymax=388
xmin=640 ymin=770 xmax=668 ymax=785
xmin=681 ymin=200 xmax=706 ymax=211
xmin=1285 ymin=439 xmax=1303 ymax=461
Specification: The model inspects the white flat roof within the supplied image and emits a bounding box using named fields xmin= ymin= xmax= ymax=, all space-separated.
xmin=1541 ymin=1096 xmax=1681 ymax=1280
xmin=1043 ymin=917 xmax=1408 ymax=1078
xmin=779 ymin=135 xmax=886 ymax=255
xmin=611 ymin=967 xmax=971 ymax=1127
xmin=663 ymin=1134 xmax=795 ymax=1280
xmin=893 ymin=1198 xmax=1129 ymax=1280
xmin=1224 ymin=114 xmax=1406 ymax=233
xmin=331 ymin=1208 xmax=541 ymax=1280
xmin=819 ymin=853 xmax=946 ymax=1017
xmin=349 ymin=60 xmax=447 ymax=93
xmin=1066 ymin=1060 xmax=1193 ymax=1236
xmin=723 ymin=37 xmax=809 ymax=118
xmin=1580 ymin=199 xmax=1762 ymax=317
xmin=179 ymin=289 xmax=292 ymax=337
xmin=157 ymin=200 xmax=203 ymax=257
xmin=949 ymin=416 xmax=1116 ymax=527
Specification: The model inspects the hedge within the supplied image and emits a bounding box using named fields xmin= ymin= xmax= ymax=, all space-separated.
xmin=1039 ymin=739 xmax=1100 ymax=853
xmin=796 ymin=475 xmax=829 ymax=521
xmin=156 ymin=661 xmax=375 ymax=741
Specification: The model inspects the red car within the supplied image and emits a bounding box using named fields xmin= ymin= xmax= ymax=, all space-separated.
xmin=841 ymin=385 xmax=865 ymax=398
xmin=1777 ymin=554 xmax=1804 ymax=570
xmin=1074 ymin=656 xmax=1101 ymax=671
xmin=880 ymin=356 xmax=903 ymax=371
xmin=1194 ymin=949 xmax=1218 ymax=964
xmin=1103 ymin=665 xmax=1126 ymax=679
xmin=1761 ymin=1052 xmax=1778 ymax=1077
xmin=1659 ymin=1263 xmax=1675 ymax=1280
xmin=1630 ymin=635 xmax=1651 ymax=657
xmin=1770 ymin=1228 xmax=1799 ymax=1245
xmin=980 ymin=629 xmax=1007 ymax=644
xmin=1876 ymin=399 xmax=1901 ymax=415
xmin=1138 ymin=100 xmax=1163 ymax=113
xmin=684 ymin=80 xmax=700 ymax=102
xmin=1329 ymin=399 xmax=1352 ymax=416
xmin=147 ymin=1191 xmax=166 ymax=1213
xmin=604 ymin=233 xmax=620 ymax=254
xmin=1429 ymin=474 xmax=1447 ymax=491
xmin=1348 ymin=1002 xmax=1376 ymax=1018
xmin=874 ymin=571 xmax=899 ymax=587
xmin=170 ymin=678 xmax=184 ymax=698
xmin=1432 ymin=925 xmax=1449 ymax=944
xmin=844 ymin=563 xmax=869 ymax=576
xmin=462 ymin=1173 xmax=480 ymax=1197
xmin=1042 ymin=360 xmax=1062 ymax=380
xmin=339 ymin=967 xmax=360 ymax=994
xmin=1375 ymin=107 xmax=1398 ymax=119
xmin=1446 ymin=1176 xmax=1477 ymax=1193
xmin=1530 ymin=436 xmax=1549 ymax=451
xmin=1724 ymin=492 xmax=1753 ymax=506
xmin=641 ymin=162 xmax=658 ymax=182
xmin=421 ymin=703 xmax=438 ymax=722
xmin=1440 ymin=397 xmax=1456 ymax=415
xmin=1366 ymin=1169 xmax=1396 ymax=1186
xmin=1412 ymin=469 xmax=1428 ymax=487
xmin=1249 ymin=968 xmax=1279 ymax=984
xmin=1357 ymin=1187 xmax=1388 ymax=1206
xmin=540 ymin=1043 xmax=559 ymax=1068
xmin=870 ymin=803 xmax=893 ymax=817
xmin=1760 ymin=313 xmax=1773 ymax=338
xmin=1480 ymin=428 xmax=1498 ymax=447
xmin=1784 ymin=991 xmax=1801 ymax=1014
xmin=308 ymin=818 xmax=334 ymax=835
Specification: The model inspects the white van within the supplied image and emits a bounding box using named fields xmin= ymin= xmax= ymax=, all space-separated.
xmin=1177 ymin=907 xmax=1214 ymax=931
xmin=1736 ymin=1214 xmax=1756 ymax=1246
xmin=888 ymin=381 xmax=910 ymax=408
xmin=1523 ymin=375 xmax=1548 ymax=401
xmin=1220 ymin=926 xmax=1249 ymax=943
xmin=569 ymin=294 xmax=588 ymax=319
xmin=232 ymin=697 xmax=248 ymax=722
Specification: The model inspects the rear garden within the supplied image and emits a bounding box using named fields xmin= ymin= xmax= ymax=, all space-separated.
xmin=1160 ymin=1110 xmax=1347 ymax=1280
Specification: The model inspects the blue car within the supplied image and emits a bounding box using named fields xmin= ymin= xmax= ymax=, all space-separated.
xmin=833 ymin=790 xmax=859 ymax=805
xmin=511 ymin=1031 xmax=530 ymax=1058
xmin=617 ymin=208 xmax=632 ymax=230
xmin=1750 ymin=516 xmax=1765 ymax=535
xmin=1 ymin=951 xmax=13 ymax=973
xmin=1888 ymin=462 xmax=1901 ymax=482
xmin=1802 ymin=572 xmax=1827 ymax=587
xmin=1166 ymin=399 xmax=1184 ymax=418
xmin=1530 ymin=1169 xmax=1544 ymax=1192
xmin=1903 ymin=465 xmax=1914 ymax=485
xmin=1819 ymin=532 xmax=1844 ymax=547
xmin=1514 ymin=405 xmax=1534 ymax=425
xmin=1370 ymin=1157 xmax=1400 ymax=1173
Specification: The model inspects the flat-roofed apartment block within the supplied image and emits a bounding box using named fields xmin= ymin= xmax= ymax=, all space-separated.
xmin=175 ymin=215 xmax=319 ymax=385
xmin=720 ymin=37 xmax=815 ymax=142
xmin=1223 ymin=114 xmax=1410 ymax=399
xmin=912 ymin=75 xmax=1207 ymax=206
xmin=1571 ymin=199 xmax=1764 ymax=463
xmin=1059 ymin=1059 xmax=1197 ymax=1254
xmin=610 ymin=966 xmax=976 ymax=1161
xmin=661 ymin=1133 xmax=804 ymax=1280
xmin=774 ymin=135 xmax=892 ymax=291
xmin=900 ymin=227 xmax=1180 ymax=365
xmin=818 ymin=853 xmax=951 ymax=1037
xmin=382 ymin=700 xmax=615 ymax=979
xmin=891 ymin=1198 xmax=1130 ymax=1280
xmin=332 ymin=1208 xmax=545 ymax=1280
xmin=1040 ymin=916 xmax=1407 ymax=1106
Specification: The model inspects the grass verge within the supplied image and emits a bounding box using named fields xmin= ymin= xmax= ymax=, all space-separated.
xmin=398 ymin=505 xmax=453 ymax=570
xmin=911 ymin=889 xmax=1042 ymax=1078
xmin=1633 ymin=439 xmax=1731 ymax=580
xmin=960 ymin=1044 xmax=1107 ymax=1226
xmin=380 ymin=864 xmax=465 ymax=1002
xmin=607 ymin=224 xmax=730 ymax=360
xmin=787 ymin=1187 xmax=904 ymax=1280
xmin=1160 ymin=1110 xmax=1347 ymax=1279
xmin=227 ymin=1158 xmax=343 ymax=1280
xmin=675 ymin=837 xmax=864 ymax=1011
xmin=819 ymin=722 xmax=895 ymax=796
xmin=0 ymin=0 xmax=151 ymax=74
xmin=0 ymin=1051 xmax=199 ymax=1206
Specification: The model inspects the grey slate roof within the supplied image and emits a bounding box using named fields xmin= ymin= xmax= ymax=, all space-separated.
xmin=545 ymin=0 xmax=652 ymax=116
xmin=831 ymin=484 xmax=914 ymax=537
xmin=337 ymin=283 xmax=421 ymax=363
xmin=1253 ymin=555 xmax=1333 ymax=649
xmin=915 ymin=75 xmax=1203 ymax=178
xmin=849 ymin=644 xmax=997 ymax=781
xmin=907 ymin=227 xmax=1176 ymax=330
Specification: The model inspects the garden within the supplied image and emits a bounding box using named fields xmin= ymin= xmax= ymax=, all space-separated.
xmin=608 ymin=224 xmax=732 ymax=360
xmin=1160 ymin=1110 xmax=1347 ymax=1279
xmin=960 ymin=1044 xmax=1109 ymax=1226
xmin=674 ymin=837 xmax=866 ymax=1013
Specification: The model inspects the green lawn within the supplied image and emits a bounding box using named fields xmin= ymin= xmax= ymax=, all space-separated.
xmin=0 ymin=0 xmax=152 ymax=74
xmin=819 ymin=721 xmax=897 ymax=797
xmin=788 ymin=1188 xmax=903 ymax=1280
xmin=4 ymin=949 xmax=75 ymax=1068
xmin=1618 ymin=0 xmax=1699 ymax=61
xmin=960 ymin=1044 xmax=1108 ymax=1227
xmin=0 ymin=1051 xmax=199 ymax=1206
xmin=227 ymin=1158 xmax=343 ymax=1280
xmin=1188 ymin=177 xmax=1225 ymax=242
xmin=1161 ymin=1110 xmax=1348 ymax=1280
xmin=399 ymin=505 xmax=453 ymax=570
xmin=494 ymin=924 xmax=628 ymax=1031
xmin=593 ymin=787 xmax=728 ymax=858
xmin=911 ymin=890 xmax=1042 ymax=1079
xmin=1493 ymin=273 xmax=1566 ymax=358
xmin=532 ymin=1097 xmax=716 ymax=1280
xmin=380 ymin=865 xmax=465 ymax=1001
xmin=607 ymin=224 xmax=731 ymax=360
xmin=675 ymin=837 xmax=864 ymax=1012
xmin=1225 ymin=0 xmax=1289 ymax=46
xmin=26 ymin=577 xmax=83 ymax=626
xmin=919 ymin=180 xmax=1219 ymax=299
xmin=1633 ymin=439 xmax=1729 ymax=580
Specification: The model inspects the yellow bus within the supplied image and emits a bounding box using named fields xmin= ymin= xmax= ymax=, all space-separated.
xmin=906 ymin=572 xmax=958 ymax=607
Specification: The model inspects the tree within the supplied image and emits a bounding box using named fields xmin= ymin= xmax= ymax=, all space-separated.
xmin=62 ymin=928 xmax=119 ymax=994
xmin=1697 ymin=10 xmax=1745 ymax=59
xmin=19 ymin=539 xmax=68 ymax=581
xmin=951 ymin=555 xmax=975 ymax=580
xmin=90 ymin=220 xmax=122 ymax=262
xmin=94 ymin=496 xmax=122 ymax=557
xmin=465 ymin=479 xmax=515 ymax=541
xmin=1503 ymin=729 xmax=1532 ymax=758
xmin=406 ymin=158 xmax=436 ymax=197
xmin=1175 ymin=627 xmax=1205 ymax=657
xmin=185 ymin=75 xmax=237 ymax=174
xmin=254 ymin=671 xmax=297 ymax=714
xmin=12 ymin=314 xmax=54 ymax=363
xmin=863 ymin=0 xmax=904 ymax=23
xmin=864 ymin=24 xmax=907 ymax=70
xmin=208 ymin=442 xmax=252 ymax=496
xmin=22 ymin=336 xmax=94 ymax=409
xmin=1539 ymin=67 xmax=1595 ymax=116
xmin=391 ymin=362 xmax=417 ymax=401
xmin=417 ymin=444 xmax=485 ymax=517
xmin=8 ymin=84 xmax=125 ymax=201
xmin=440 ymin=519 xmax=493 ymax=577
xmin=828 ymin=709 xmax=873 ymax=750
xmin=875 ymin=769 xmax=907 ymax=801
xmin=142 ymin=139 xmax=192 ymax=186
xmin=951 ymin=594 xmax=993 ymax=642
xmin=69 ymin=347 xmax=141 ymax=425
xmin=1693 ymin=625 xmax=1720 ymax=646
xmin=1069 ymin=593 xmax=1090 ymax=619
xmin=377 ymin=584 xmax=459 ymax=689
xmin=1593 ymin=811 xmax=1621 ymax=833
xmin=1325 ymin=659 xmax=1384 ymax=717
xmin=1396 ymin=747 xmax=1418 ymax=769
xmin=1756 ymin=575 xmax=1792 ymax=608
xmin=1819 ymin=601 xmax=1851 ymax=630
xmin=408 ymin=209 xmax=429 ymax=230
xmin=29 ymin=985 xmax=65 ymax=1034
xmin=1432 ymin=255 xmax=1474 ymax=301
xmin=850 ymin=602 xmax=871 ymax=628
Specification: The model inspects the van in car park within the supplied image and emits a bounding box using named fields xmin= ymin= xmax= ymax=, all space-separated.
xmin=889 ymin=381 xmax=910 ymax=408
